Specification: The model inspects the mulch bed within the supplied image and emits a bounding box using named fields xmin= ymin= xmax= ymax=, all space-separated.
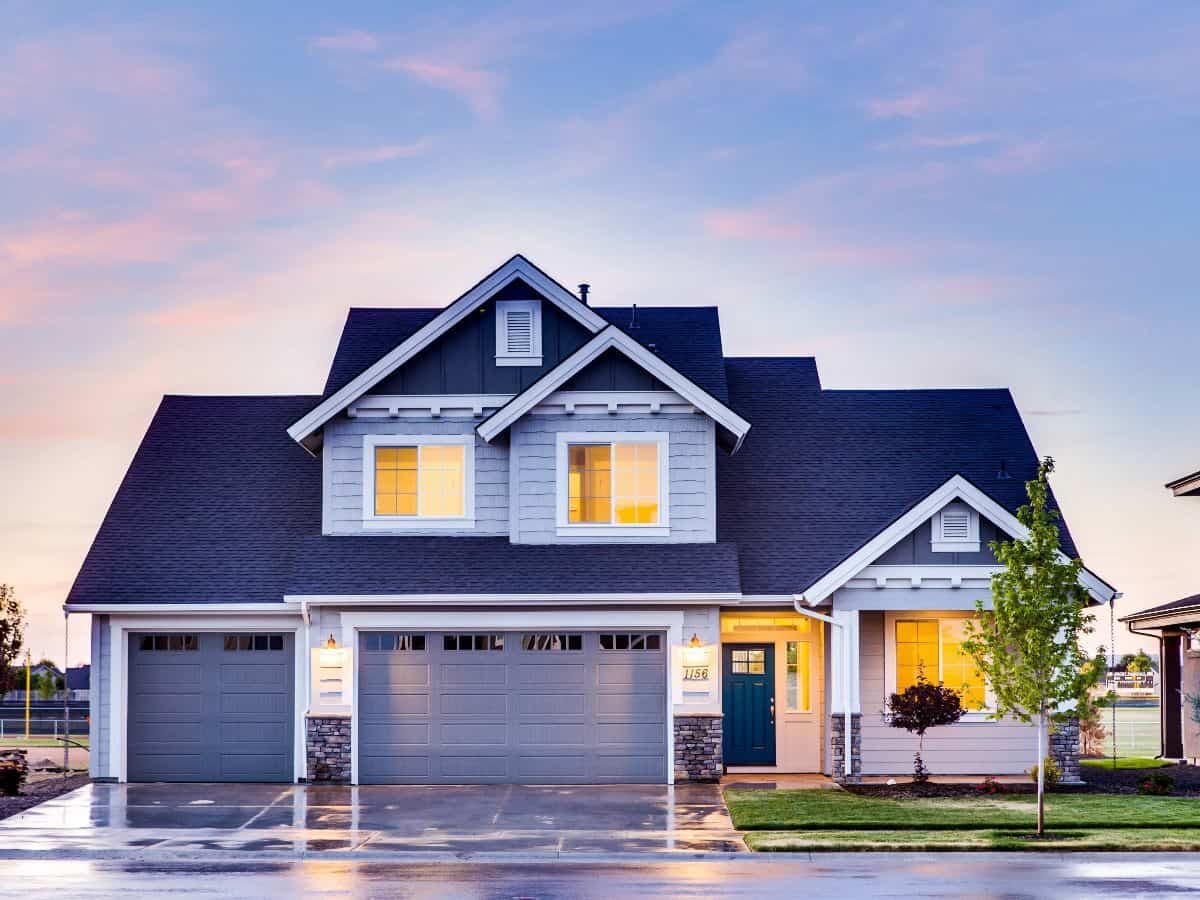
xmin=846 ymin=764 xmax=1200 ymax=798
xmin=0 ymin=774 xmax=90 ymax=822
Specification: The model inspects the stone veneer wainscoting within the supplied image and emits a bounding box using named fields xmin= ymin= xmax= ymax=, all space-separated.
xmin=1049 ymin=716 xmax=1082 ymax=784
xmin=306 ymin=715 xmax=351 ymax=783
xmin=830 ymin=713 xmax=862 ymax=784
xmin=673 ymin=714 xmax=723 ymax=782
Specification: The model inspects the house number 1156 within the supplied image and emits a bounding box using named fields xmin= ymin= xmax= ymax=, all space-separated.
xmin=683 ymin=666 xmax=710 ymax=681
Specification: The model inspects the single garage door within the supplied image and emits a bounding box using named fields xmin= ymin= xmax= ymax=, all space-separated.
xmin=359 ymin=630 xmax=668 ymax=784
xmin=127 ymin=631 xmax=294 ymax=782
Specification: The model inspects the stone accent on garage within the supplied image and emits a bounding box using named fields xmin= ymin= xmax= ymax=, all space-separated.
xmin=830 ymin=713 xmax=862 ymax=784
xmin=306 ymin=714 xmax=351 ymax=783
xmin=1050 ymin=716 xmax=1082 ymax=785
xmin=673 ymin=713 xmax=723 ymax=782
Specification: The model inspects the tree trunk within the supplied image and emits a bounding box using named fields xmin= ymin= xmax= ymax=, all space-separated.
xmin=1036 ymin=711 xmax=1046 ymax=836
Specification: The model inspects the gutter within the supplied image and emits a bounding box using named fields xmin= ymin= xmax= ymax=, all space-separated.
xmin=791 ymin=596 xmax=853 ymax=778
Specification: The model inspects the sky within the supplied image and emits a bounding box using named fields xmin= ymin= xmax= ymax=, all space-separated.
xmin=1 ymin=1 xmax=1198 ymax=666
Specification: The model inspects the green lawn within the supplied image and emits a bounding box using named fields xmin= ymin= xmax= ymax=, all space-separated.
xmin=1081 ymin=757 xmax=1169 ymax=771
xmin=725 ymin=789 xmax=1200 ymax=832
xmin=746 ymin=828 xmax=1200 ymax=852
xmin=0 ymin=736 xmax=90 ymax=749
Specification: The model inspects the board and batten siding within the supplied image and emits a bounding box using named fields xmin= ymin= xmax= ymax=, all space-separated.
xmin=509 ymin=413 xmax=717 ymax=544
xmin=90 ymin=614 xmax=110 ymax=778
xmin=323 ymin=416 xmax=508 ymax=536
xmin=859 ymin=609 xmax=1038 ymax=776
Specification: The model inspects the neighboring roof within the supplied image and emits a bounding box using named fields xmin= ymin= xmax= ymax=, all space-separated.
xmin=287 ymin=536 xmax=741 ymax=595
xmin=717 ymin=359 xmax=1083 ymax=596
xmin=1121 ymin=594 xmax=1200 ymax=625
xmin=476 ymin=326 xmax=750 ymax=451
xmin=66 ymin=665 xmax=90 ymax=690
xmin=66 ymin=396 xmax=741 ymax=606
xmin=1166 ymin=469 xmax=1200 ymax=497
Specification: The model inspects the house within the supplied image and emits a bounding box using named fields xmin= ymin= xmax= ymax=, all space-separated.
xmin=1120 ymin=467 xmax=1200 ymax=761
xmin=64 ymin=255 xmax=1116 ymax=785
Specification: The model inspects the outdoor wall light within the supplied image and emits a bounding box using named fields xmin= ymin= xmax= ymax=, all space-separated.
xmin=319 ymin=633 xmax=343 ymax=667
xmin=682 ymin=633 xmax=709 ymax=668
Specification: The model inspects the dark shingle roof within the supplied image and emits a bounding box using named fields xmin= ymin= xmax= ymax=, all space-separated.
xmin=717 ymin=358 xmax=1079 ymax=595
xmin=66 ymin=395 xmax=740 ymax=605
xmin=1121 ymin=594 xmax=1200 ymax=623
xmin=289 ymin=536 xmax=741 ymax=595
xmin=322 ymin=305 xmax=729 ymax=403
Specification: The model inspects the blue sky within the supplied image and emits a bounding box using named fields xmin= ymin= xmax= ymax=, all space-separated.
xmin=1 ymin=1 xmax=1198 ymax=662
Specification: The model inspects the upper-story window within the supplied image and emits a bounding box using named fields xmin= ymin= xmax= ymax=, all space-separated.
xmin=555 ymin=432 xmax=669 ymax=536
xmin=362 ymin=435 xmax=475 ymax=528
xmin=931 ymin=501 xmax=980 ymax=553
xmin=495 ymin=299 xmax=542 ymax=367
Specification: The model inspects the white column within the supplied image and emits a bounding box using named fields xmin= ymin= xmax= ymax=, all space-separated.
xmin=830 ymin=608 xmax=861 ymax=714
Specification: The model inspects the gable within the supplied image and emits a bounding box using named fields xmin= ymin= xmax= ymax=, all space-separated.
xmin=871 ymin=512 xmax=1004 ymax=565
xmin=561 ymin=347 xmax=668 ymax=392
xmin=370 ymin=279 xmax=593 ymax=396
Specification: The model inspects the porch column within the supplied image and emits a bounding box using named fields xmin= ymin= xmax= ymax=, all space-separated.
xmin=829 ymin=608 xmax=862 ymax=783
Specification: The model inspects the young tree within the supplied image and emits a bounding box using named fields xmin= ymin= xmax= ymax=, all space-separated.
xmin=885 ymin=667 xmax=966 ymax=782
xmin=962 ymin=458 xmax=1106 ymax=836
xmin=0 ymin=586 xmax=25 ymax=701
xmin=1125 ymin=650 xmax=1153 ymax=674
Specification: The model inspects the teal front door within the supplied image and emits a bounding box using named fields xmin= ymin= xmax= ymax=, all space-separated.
xmin=722 ymin=643 xmax=776 ymax=765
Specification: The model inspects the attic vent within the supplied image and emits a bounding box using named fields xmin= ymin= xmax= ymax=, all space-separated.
xmin=932 ymin=502 xmax=980 ymax=553
xmin=495 ymin=299 xmax=542 ymax=366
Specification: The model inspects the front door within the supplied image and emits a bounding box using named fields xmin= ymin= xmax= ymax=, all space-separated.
xmin=722 ymin=643 xmax=776 ymax=765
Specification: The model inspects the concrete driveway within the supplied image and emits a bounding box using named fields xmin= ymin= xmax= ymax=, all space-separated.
xmin=0 ymin=782 xmax=744 ymax=859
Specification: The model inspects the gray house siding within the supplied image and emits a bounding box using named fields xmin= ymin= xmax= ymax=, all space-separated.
xmin=510 ymin=413 xmax=716 ymax=544
xmin=372 ymin=281 xmax=593 ymax=396
xmin=91 ymin=615 xmax=110 ymax=778
xmin=324 ymin=417 xmax=509 ymax=536
xmin=873 ymin=516 xmax=1003 ymax=565
xmin=563 ymin=348 xmax=668 ymax=392
xmin=859 ymin=610 xmax=1035 ymax=775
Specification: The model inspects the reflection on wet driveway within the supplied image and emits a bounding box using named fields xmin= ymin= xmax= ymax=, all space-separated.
xmin=0 ymin=782 xmax=745 ymax=857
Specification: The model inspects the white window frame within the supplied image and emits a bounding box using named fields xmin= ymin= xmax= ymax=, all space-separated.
xmin=361 ymin=434 xmax=475 ymax=529
xmin=884 ymin=611 xmax=994 ymax=721
xmin=554 ymin=431 xmax=670 ymax=537
xmin=931 ymin=501 xmax=980 ymax=553
xmin=495 ymin=299 xmax=542 ymax=366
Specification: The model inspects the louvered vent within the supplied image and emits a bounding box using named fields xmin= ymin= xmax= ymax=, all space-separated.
xmin=940 ymin=509 xmax=971 ymax=540
xmin=505 ymin=309 xmax=534 ymax=354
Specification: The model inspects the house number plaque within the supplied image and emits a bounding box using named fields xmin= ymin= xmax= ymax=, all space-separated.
xmin=683 ymin=665 xmax=710 ymax=681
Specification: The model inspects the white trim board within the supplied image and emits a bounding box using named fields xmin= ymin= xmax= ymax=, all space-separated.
xmin=476 ymin=326 xmax=752 ymax=451
xmin=287 ymin=255 xmax=606 ymax=452
xmin=798 ymin=475 xmax=1117 ymax=606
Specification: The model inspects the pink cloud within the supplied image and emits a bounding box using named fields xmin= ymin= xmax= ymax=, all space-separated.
xmin=878 ymin=132 xmax=1004 ymax=151
xmin=383 ymin=59 xmax=504 ymax=120
xmin=863 ymin=88 xmax=953 ymax=120
xmin=701 ymin=209 xmax=917 ymax=266
xmin=977 ymin=137 xmax=1068 ymax=174
xmin=311 ymin=30 xmax=380 ymax=54
xmin=321 ymin=139 xmax=434 ymax=170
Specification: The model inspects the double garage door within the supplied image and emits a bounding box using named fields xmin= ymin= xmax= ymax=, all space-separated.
xmin=126 ymin=631 xmax=294 ymax=782
xmin=358 ymin=630 xmax=668 ymax=784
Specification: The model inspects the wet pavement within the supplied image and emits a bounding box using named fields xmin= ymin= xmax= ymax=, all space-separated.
xmin=2 ymin=854 xmax=1200 ymax=898
xmin=0 ymin=782 xmax=744 ymax=858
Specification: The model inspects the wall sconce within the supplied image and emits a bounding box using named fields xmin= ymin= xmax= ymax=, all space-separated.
xmin=1184 ymin=628 xmax=1200 ymax=654
xmin=319 ymin=633 xmax=343 ymax=667
xmin=683 ymin=633 xmax=708 ymax=668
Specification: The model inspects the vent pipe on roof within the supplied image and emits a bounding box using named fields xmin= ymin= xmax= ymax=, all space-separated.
xmin=578 ymin=283 xmax=590 ymax=305
xmin=629 ymin=304 xmax=639 ymax=329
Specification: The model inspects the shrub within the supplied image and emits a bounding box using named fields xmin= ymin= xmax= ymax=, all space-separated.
xmin=976 ymin=776 xmax=1006 ymax=795
xmin=1028 ymin=757 xmax=1061 ymax=789
xmin=885 ymin=666 xmax=966 ymax=783
xmin=1138 ymin=773 xmax=1174 ymax=796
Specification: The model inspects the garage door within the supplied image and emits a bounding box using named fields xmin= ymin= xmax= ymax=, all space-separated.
xmin=127 ymin=632 xmax=294 ymax=782
xmin=358 ymin=630 xmax=667 ymax=784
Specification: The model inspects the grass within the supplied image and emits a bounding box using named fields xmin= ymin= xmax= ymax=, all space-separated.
xmin=0 ymin=736 xmax=90 ymax=749
xmin=745 ymin=828 xmax=1200 ymax=852
xmin=1081 ymin=756 xmax=1170 ymax=770
xmin=725 ymin=789 xmax=1200 ymax=832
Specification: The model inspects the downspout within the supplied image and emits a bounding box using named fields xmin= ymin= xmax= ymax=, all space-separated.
xmin=792 ymin=595 xmax=852 ymax=777
xmin=301 ymin=599 xmax=312 ymax=717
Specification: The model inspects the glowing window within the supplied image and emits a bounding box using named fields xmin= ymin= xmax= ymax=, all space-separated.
xmin=374 ymin=444 xmax=465 ymax=518
xmin=895 ymin=618 xmax=986 ymax=711
xmin=567 ymin=442 xmax=659 ymax=525
xmin=786 ymin=641 xmax=811 ymax=711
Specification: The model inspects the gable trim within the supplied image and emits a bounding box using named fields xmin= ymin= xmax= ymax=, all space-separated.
xmin=475 ymin=325 xmax=752 ymax=450
xmin=798 ymin=474 xmax=1116 ymax=606
xmin=287 ymin=255 xmax=607 ymax=451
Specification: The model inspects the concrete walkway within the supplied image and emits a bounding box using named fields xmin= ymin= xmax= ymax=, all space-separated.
xmin=0 ymin=782 xmax=745 ymax=858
